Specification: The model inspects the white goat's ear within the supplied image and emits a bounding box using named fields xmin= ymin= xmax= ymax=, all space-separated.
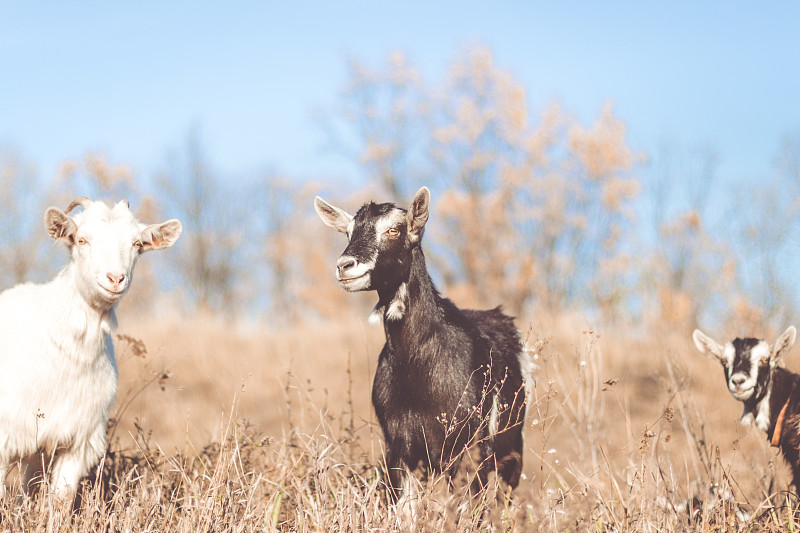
xmin=692 ymin=329 xmax=725 ymax=361
xmin=406 ymin=186 xmax=430 ymax=243
xmin=44 ymin=207 xmax=77 ymax=245
xmin=314 ymin=196 xmax=353 ymax=233
xmin=771 ymin=326 xmax=797 ymax=366
xmin=140 ymin=219 xmax=182 ymax=252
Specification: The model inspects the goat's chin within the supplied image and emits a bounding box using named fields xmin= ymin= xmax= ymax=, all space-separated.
xmin=338 ymin=274 xmax=371 ymax=292
xmin=95 ymin=285 xmax=127 ymax=306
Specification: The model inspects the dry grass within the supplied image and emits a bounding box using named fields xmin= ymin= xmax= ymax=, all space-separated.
xmin=2 ymin=311 xmax=799 ymax=531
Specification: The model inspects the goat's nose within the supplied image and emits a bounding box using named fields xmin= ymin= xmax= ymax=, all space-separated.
xmin=731 ymin=374 xmax=747 ymax=387
xmin=107 ymin=273 xmax=125 ymax=286
xmin=337 ymin=256 xmax=356 ymax=275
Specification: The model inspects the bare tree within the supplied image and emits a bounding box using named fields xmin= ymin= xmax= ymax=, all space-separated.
xmin=158 ymin=127 xmax=242 ymax=315
xmin=320 ymin=51 xmax=430 ymax=199
xmin=638 ymin=142 xmax=742 ymax=330
xmin=0 ymin=147 xmax=46 ymax=287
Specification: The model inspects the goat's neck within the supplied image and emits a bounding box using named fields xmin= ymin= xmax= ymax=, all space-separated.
xmin=763 ymin=368 xmax=798 ymax=438
xmin=56 ymin=265 xmax=118 ymax=339
xmin=377 ymin=246 xmax=441 ymax=355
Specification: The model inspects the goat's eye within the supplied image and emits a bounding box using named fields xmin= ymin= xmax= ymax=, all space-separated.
xmin=760 ymin=357 xmax=770 ymax=366
xmin=76 ymin=237 xmax=88 ymax=246
xmin=387 ymin=228 xmax=400 ymax=237
xmin=133 ymin=240 xmax=143 ymax=249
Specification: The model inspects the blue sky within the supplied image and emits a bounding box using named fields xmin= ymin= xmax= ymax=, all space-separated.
xmin=1 ymin=2 xmax=798 ymax=188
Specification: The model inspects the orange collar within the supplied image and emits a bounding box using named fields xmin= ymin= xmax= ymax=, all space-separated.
xmin=771 ymin=395 xmax=793 ymax=447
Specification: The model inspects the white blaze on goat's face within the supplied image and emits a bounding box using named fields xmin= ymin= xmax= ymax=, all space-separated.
xmin=45 ymin=198 xmax=183 ymax=310
xmin=723 ymin=340 xmax=770 ymax=401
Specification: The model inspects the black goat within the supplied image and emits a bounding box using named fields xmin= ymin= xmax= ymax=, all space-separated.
xmin=693 ymin=326 xmax=800 ymax=490
xmin=314 ymin=186 xmax=530 ymax=501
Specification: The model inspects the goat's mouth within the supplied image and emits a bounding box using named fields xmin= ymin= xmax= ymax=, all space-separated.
xmin=730 ymin=386 xmax=754 ymax=399
xmin=99 ymin=285 xmax=125 ymax=299
xmin=338 ymin=273 xmax=370 ymax=291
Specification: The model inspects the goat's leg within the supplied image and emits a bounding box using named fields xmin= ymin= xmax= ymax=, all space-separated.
xmin=19 ymin=453 xmax=44 ymax=496
xmin=384 ymin=448 xmax=405 ymax=502
xmin=0 ymin=461 xmax=7 ymax=499
xmin=50 ymin=425 xmax=105 ymax=498
xmin=791 ymin=471 xmax=800 ymax=520
xmin=470 ymin=441 xmax=494 ymax=496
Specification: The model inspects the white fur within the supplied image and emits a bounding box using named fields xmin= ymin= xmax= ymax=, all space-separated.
xmin=386 ymin=283 xmax=407 ymax=321
xmin=368 ymin=305 xmax=384 ymax=326
xmin=488 ymin=394 xmax=500 ymax=436
xmin=754 ymin=388 xmax=772 ymax=432
xmin=0 ymin=199 xmax=181 ymax=499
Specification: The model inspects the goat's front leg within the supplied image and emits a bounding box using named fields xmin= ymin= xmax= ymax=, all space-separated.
xmin=19 ymin=453 xmax=45 ymax=496
xmin=384 ymin=448 xmax=406 ymax=502
xmin=0 ymin=461 xmax=7 ymax=499
xmin=51 ymin=425 xmax=105 ymax=498
xmin=470 ymin=440 xmax=494 ymax=496
xmin=385 ymin=450 xmax=421 ymax=523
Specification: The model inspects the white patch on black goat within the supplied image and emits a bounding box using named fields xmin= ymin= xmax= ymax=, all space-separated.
xmin=386 ymin=282 xmax=407 ymax=321
xmin=489 ymin=393 xmax=500 ymax=436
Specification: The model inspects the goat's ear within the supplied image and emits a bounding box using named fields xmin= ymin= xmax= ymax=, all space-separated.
xmin=140 ymin=219 xmax=182 ymax=252
xmin=406 ymin=186 xmax=430 ymax=243
xmin=44 ymin=207 xmax=77 ymax=245
xmin=771 ymin=326 xmax=797 ymax=366
xmin=314 ymin=196 xmax=353 ymax=233
xmin=692 ymin=329 xmax=725 ymax=361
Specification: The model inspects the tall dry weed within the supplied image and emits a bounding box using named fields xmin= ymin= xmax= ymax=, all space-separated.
xmin=1 ymin=314 xmax=799 ymax=531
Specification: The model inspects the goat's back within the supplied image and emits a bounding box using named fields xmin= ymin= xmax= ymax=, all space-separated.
xmin=463 ymin=306 xmax=524 ymax=371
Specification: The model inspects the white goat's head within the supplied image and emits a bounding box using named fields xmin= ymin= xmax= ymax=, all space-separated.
xmin=44 ymin=197 xmax=182 ymax=309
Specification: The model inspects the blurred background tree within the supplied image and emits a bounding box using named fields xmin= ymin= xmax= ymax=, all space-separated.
xmin=0 ymin=48 xmax=797 ymax=334
xmin=158 ymin=127 xmax=243 ymax=315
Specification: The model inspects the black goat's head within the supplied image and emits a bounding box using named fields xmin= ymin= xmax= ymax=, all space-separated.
xmin=692 ymin=326 xmax=797 ymax=402
xmin=314 ymin=187 xmax=430 ymax=293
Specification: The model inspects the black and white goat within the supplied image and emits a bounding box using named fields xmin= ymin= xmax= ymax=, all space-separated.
xmin=693 ymin=326 xmax=800 ymax=489
xmin=314 ymin=186 xmax=531 ymax=501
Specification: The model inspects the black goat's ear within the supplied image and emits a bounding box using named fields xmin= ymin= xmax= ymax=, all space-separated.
xmin=314 ymin=196 xmax=353 ymax=234
xmin=407 ymin=186 xmax=430 ymax=243
xmin=771 ymin=326 xmax=797 ymax=366
xmin=692 ymin=329 xmax=725 ymax=362
xmin=44 ymin=207 xmax=77 ymax=245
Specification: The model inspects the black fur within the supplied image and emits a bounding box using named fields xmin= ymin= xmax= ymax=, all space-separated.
xmin=765 ymin=367 xmax=800 ymax=491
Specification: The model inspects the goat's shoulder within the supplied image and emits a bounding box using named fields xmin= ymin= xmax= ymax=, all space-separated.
xmin=0 ymin=280 xmax=58 ymax=322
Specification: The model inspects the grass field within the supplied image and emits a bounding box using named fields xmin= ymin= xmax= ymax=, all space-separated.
xmin=1 ymin=311 xmax=797 ymax=531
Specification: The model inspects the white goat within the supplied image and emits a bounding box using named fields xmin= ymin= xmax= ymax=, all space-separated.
xmin=0 ymin=197 xmax=182 ymax=499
